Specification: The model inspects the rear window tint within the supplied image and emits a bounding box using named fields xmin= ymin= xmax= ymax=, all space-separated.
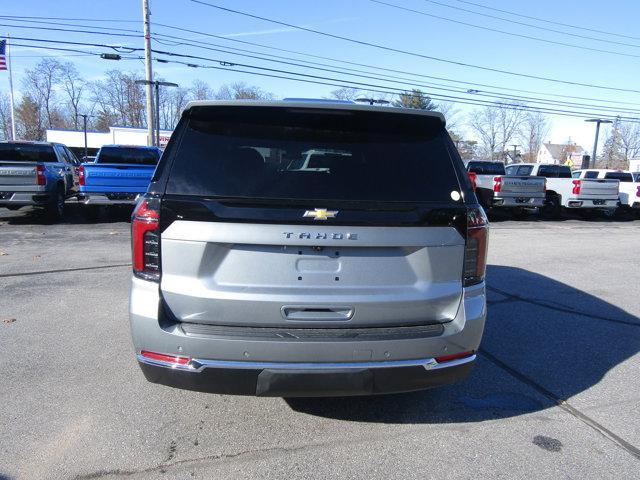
xmin=466 ymin=161 xmax=505 ymax=175
xmin=604 ymin=172 xmax=633 ymax=182
xmin=537 ymin=165 xmax=571 ymax=178
xmin=0 ymin=144 xmax=57 ymax=162
xmin=96 ymin=147 xmax=160 ymax=165
xmin=166 ymin=107 xmax=461 ymax=203
xmin=583 ymin=171 xmax=599 ymax=179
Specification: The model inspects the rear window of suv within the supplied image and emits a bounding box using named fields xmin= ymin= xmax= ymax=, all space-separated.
xmin=0 ymin=144 xmax=57 ymax=162
xmin=96 ymin=147 xmax=160 ymax=165
xmin=166 ymin=106 xmax=462 ymax=203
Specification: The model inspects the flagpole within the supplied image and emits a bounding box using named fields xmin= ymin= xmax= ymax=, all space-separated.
xmin=7 ymin=34 xmax=17 ymax=140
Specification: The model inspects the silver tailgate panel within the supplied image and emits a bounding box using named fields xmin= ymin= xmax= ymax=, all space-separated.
xmin=161 ymin=222 xmax=465 ymax=328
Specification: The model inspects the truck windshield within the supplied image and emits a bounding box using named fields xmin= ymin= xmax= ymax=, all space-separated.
xmin=466 ymin=161 xmax=505 ymax=175
xmin=96 ymin=147 xmax=160 ymax=166
xmin=166 ymin=106 xmax=462 ymax=203
xmin=0 ymin=144 xmax=57 ymax=162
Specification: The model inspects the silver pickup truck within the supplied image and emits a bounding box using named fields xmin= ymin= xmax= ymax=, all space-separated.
xmin=0 ymin=141 xmax=80 ymax=219
xmin=464 ymin=160 xmax=546 ymax=217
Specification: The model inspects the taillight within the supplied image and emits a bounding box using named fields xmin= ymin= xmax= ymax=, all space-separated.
xmin=78 ymin=166 xmax=85 ymax=186
xmin=636 ymin=186 xmax=640 ymax=198
xmin=572 ymin=180 xmax=581 ymax=195
xmin=468 ymin=172 xmax=477 ymax=191
xmin=36 ymin=165 xmax=46 ymax=186
xmin=493 ymin=176 xmax=502 ymax=193
xmin=132 ymin=195 xmax=161 ymax=282
xmin=463 ymin=207 xmax=489 ymax=287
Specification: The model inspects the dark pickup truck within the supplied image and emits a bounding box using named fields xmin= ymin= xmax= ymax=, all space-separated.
xmin=78 ymin=145 xmax=161 ymax=207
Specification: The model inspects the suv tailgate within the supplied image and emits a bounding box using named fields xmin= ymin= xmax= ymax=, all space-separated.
xmin=160 ymin=219 xmax=465 ymax=328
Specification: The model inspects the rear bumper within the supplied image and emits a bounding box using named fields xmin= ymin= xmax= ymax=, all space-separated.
xmin=492 ymin=196 xmax=544 ymax=208
xmin=129 ymin=278 xmax=486 ymax=396
xmin=565 ymin=199 xmax=618 ymax=209
xmin=0 ymin=191 xmax=51 ymax=206
xmin=77 ymin=193 xmax=141 ymax=205
xmin=137 ymin=355 xmax=475 ymax=397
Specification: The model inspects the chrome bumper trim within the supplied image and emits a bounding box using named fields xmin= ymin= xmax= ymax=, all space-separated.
xmin=136 ymin=353 xmax=477 ymax=373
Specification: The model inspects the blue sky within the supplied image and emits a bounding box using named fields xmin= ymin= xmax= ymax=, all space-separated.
xmin=3 ymin=0 xmax=640 ymax=149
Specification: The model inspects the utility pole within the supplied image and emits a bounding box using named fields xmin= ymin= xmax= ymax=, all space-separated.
xmin=142 ymin=0 xmax=155 ymax=146
xmin=136 ymin=80 xmax=178 ymax=147
xmin=585 ymin=119 xmax=612 ymax=168
xmin=77 ymin=114 xmax=93 ymax=160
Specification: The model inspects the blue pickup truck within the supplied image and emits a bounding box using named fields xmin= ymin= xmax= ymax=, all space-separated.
xmin=78 ymin=145 xmax=161 ymax=209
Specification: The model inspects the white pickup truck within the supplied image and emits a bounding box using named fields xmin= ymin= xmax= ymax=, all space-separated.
xmin=505 ymin=163 xmax=619 ymax=217
xmin=464 ymin=160 xmax=546 ymax=216
xmin=572 ymin=169 xmax=640 ymax=214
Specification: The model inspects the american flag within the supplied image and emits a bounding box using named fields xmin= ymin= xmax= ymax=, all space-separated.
xmin=0 ymin=39 xmax=7 ymax=70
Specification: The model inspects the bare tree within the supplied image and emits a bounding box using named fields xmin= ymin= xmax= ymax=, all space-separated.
xmin=22 ymin=58 xmax=64 ymax=130
xmin=16 ymin=95 xmax=44 ymax=140
xmin=330 ymin=87 xmax=360 ymax=101
xmin=436 ymin=101 xmax=461 ymax=136
xmin=91 ymin=70 xmax=146 ymax=128
xmin=0 ymin=92 xmax=12 ymax=140
xmin=214 ymin=82 xmax=274 ymax=100
xmin=59 ymin=62 xmax=87 ymax=130
xmin=190 ymin=80 xmax=212 ymax=101
xmin=159 ymin=86 xmax=191 ymax=130
xmin=618 ymin=121 xmax=640 ymax=163
xmin=519 ymin=112 xmax=550 ymax=163
xmin=469 ymin=104 xmax=525 ymax=160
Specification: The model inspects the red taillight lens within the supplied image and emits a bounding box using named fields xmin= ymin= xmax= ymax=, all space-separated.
xmin=435 ymin=351 xmax=475 ymax=364
xmin=493 ymin=176 xmax=502 ymax=193
xmin=468 ymin=172 xmax=477 ymax=191
xmin=464 ymin=207 xmax=489 ymax=287
xmin=132 ymin=195 xmax=161 ymax=282
xmin=36 ymin=165 xmax=46 ymax=186
xmin=572 ymin=180 xmax=581 ymax=195
xmin=78 ymin=165 xmax=85 ymax=186
xmin=140 ymin=350 xmax=190 ymax=365
xmin=636 ymin=186 xmax=640 ymax=198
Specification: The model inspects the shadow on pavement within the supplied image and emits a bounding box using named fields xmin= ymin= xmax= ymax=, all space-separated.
xmin=286 ymin=265 xmax=639 ymax=423
xmin=0 ymin=204 xmax=133 ymax=226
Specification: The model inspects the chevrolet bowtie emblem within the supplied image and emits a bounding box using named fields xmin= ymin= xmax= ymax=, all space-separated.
xmin=303 ymin=208 xmax=338 ymax=221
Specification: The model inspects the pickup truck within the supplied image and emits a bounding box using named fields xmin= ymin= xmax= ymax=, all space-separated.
xmin=572 ymin=169 xmax=640 ymax=214
xmin=505 ymin=163 xmax=619 ymax=217
xmin=464 ymin=160 xmax=546 ymax=217
xmin=78 ymin=145 xmax=162 ymax=208
xmin=0 ymin=141 xmax=80 ymax=219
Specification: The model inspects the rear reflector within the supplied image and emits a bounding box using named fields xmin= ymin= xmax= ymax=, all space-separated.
xmin=435 ymin=351 xmax=475 ymax=364
xmin=140 ymin=350 xmax=191 ymax=365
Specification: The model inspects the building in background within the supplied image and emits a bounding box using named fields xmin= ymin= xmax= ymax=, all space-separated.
xmin=537 ymin=142 xmax=586 ymax=166
xmin=46 ymin=126 xmax=173 ymax=157
xmin=629 ymin=158 xmax=640 ymax=172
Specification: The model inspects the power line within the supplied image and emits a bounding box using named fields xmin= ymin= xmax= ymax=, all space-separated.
xmin=0 ymin=14 xmax=139 ymax=23
xmin=369 ymin=0 xmax=640 ymax=58
xmin=149 ymin=35 xmax=640 ymax=115
xmin=0 ymin=22 xmax=141 ymax=39
xmin=151 ymin=22 xmax=640 ymax=108
xmin=420 ymin=0 xmax=640 ymax=48
xmin=7 ymin=14 xmax=640 ymax=106
xmin=14 ymin=32 xmax=640 ymax=115
xmin=11 ymin=42 xmax=142 ymax=59
xmin=451 ymin=0 xmax=640 ymax=42
xmin=189 ymin=0 xmax=640 ymax=94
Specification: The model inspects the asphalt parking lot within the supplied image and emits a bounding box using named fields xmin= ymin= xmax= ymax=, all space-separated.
xmin=1 ymin=206 xmax=639 ymax=480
